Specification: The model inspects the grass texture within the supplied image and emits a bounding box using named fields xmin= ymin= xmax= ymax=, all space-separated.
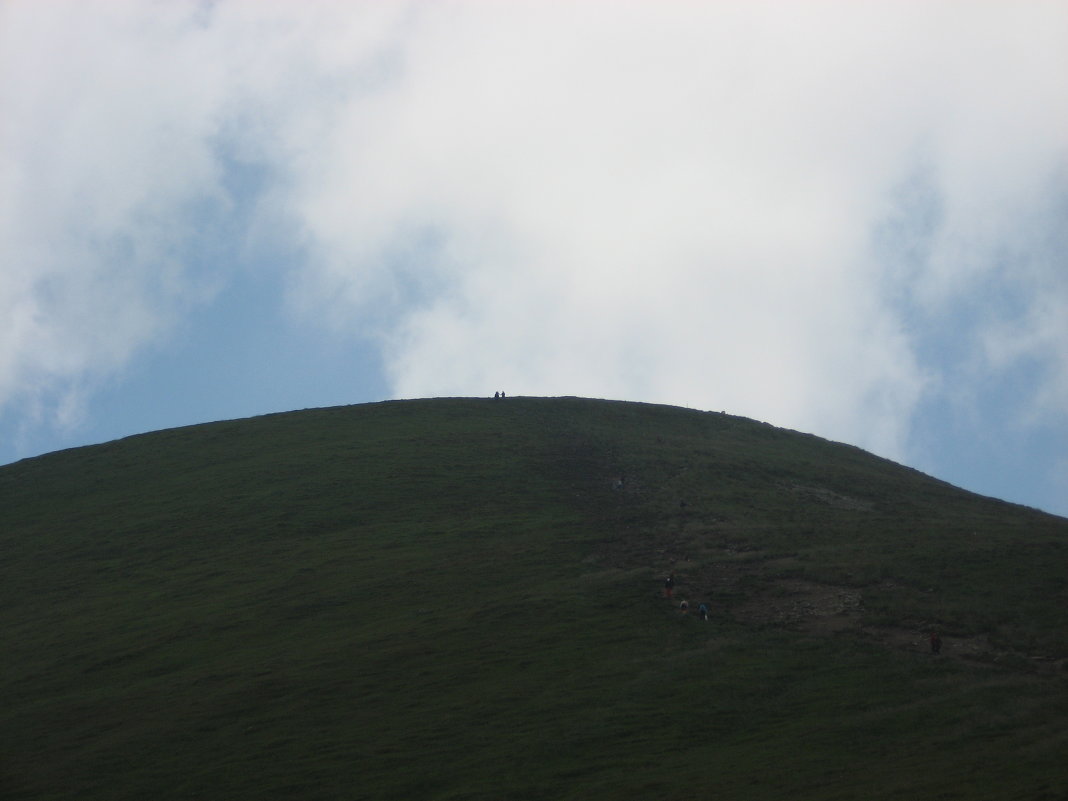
xmin=2 ymin=397 xmax=1066 ymax=800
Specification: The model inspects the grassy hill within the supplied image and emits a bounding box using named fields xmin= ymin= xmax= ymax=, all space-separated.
xmin=2 ymin=397 xmax=1066 ymax=800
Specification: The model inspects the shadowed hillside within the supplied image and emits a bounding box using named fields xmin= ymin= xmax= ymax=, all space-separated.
xmin=3 ymin=397 xmax=1066 ymax=800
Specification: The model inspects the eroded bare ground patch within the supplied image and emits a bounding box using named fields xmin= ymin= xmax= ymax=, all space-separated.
xmin=733 ymin=583 xmax=1061 ymax=674
xmin=593 ymin=527 xmax=1067 ymax=677
xmin=705 ymin=567 xmax=1068 ymax=676
xmin=780 ymin=481 xmax=875 ymax=512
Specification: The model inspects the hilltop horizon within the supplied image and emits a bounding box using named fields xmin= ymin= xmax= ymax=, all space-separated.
xmin=8 ymin=395 xmax=1065 ymax=521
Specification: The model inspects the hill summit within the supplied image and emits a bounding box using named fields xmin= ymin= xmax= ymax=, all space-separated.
xmin=3 ymin=397 xmax=1066 ymax=800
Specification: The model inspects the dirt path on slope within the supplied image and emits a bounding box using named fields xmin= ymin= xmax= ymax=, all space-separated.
xmin=593 ymin=531 xmax=1065 ymax=675
xmin=677 ymin=563 xmax=1066 ymax=675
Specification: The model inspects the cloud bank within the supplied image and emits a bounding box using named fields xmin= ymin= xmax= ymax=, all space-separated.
xmin=1 ymin=2 xmax=1066 ymax=498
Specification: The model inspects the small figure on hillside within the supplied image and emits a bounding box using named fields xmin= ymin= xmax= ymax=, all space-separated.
xmin=930 ymin=631 xmax=942 ymax=655
xmin=664 ymin=573 xmax=675 ymax=599
xmin=494 ymin=391 xmax=500 ymax=399
xmin=680 ymin=599 xmax=689 ymax=613
xmin=698 ymin=603 xmax=710 ymax=621
xmin=501 ymin=390 xmax=506 ymax=398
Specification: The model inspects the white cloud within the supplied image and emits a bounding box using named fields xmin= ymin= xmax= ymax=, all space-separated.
xmin=0 ymin=0 xmax=226 ymax=426
xmin=1 ymin=0 xmax=1065 ymax=477
xmin=282 ymin=2 xmax=1066 ymax=460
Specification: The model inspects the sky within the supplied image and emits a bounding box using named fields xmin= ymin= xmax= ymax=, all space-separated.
xmin=1 ymin=1 xmax=1066 ymax=518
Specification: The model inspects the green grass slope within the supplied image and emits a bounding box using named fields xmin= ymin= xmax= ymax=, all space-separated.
xmin=2 ymin=397 xmax=1066 ymax=800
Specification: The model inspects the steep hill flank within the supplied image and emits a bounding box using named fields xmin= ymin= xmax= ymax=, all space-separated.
xmin=3 ymin=397 xmax=1066 ymax=800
